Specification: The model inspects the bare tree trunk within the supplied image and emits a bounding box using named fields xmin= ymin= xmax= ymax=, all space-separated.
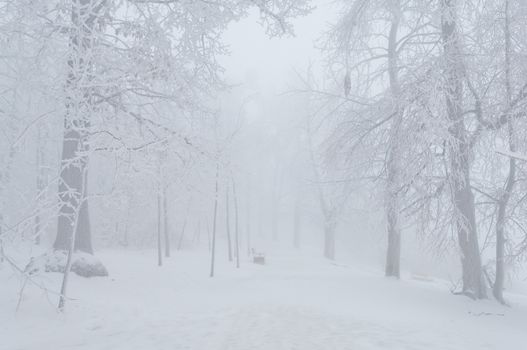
xmin=271 ymin=171 xmax=280 ymax=241
xmin=54 ymin=0 xmax=105 ymax=256
xmin=54 ymin=127 xmax=92 ymax=254
xmin=495 ymin=161 xmax=514 ymax=303
xmin=192 ymin=220 xmax=201 ymax=244
xmin=35 ymin=125 xmax=45 ymax=245
xmin=246 ymin=189 xmax=251 ymax=256
xmin=225 ymin=184 xmax=233 ymax=262
xmin=210 ymin=165 xmax=219 ymax=277
xmin=207 ymin=223 xmax=211 ymax=251
xmin=293 ymin=196 xmax=301 ymax=249
xmin=441 ymin=0 xmax=486 ymax=299
xmin=163 ymin=186 xmax=170 ymax=258
xmin=257 ymin=196 xmax=263 ymax=238
xmin=271 ymin=196 xmax=278 ymax=241
xmin=122 ymin=198 xmax=130 ymax=247
xmin=232 ymin=179 xmax=240 ymax=268
xmin=494 ymin=0 xmax=515 ymax=304
xmin=307 ymin=128 xmax=338 ymax=260
xmin=323 ymin=216 xmax=336 ymax=260
xmin=58 ymin=166 xmax=87 ymax=311
xmin=177 ymin=204 xmax=189 ymax=251
xmin=157 ymin=181 xmax=163 ymax=267
xmin=385 ymin=194 xmax=401 ymax=277
xmin=385 ymin=2 xmax=402 ymax=278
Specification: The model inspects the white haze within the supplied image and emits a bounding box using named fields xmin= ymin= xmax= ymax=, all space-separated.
xmin=1 ymin=1 xmax=527 ymax=349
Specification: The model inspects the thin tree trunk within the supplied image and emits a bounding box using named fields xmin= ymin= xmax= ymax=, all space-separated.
xmin=257 ymin=197 xmax=263 ymax=238
xmin=192 ymin=220 xmax=201 ymax=244
xmin=293 ymin=196 xmax=301 ymax=249
xmin=494 ymin=0 xmax=515 ymax=304
xmin=207 ymin=223 xmax=211 ymax=252
xmin=323 ymin=216 xmax=336 ymax=260
xmin=225 ymin=184 xmax=233 ymax=261
xmin=271 ymin=173 xmax=279 ymax=241
xmin=246 ymin=189 xmax=251 ymax=256
xmin=35 ymin=126 xmax=45 ymax=245
xmin=210 ymin=164 xmax=219 ymax=277
xmin=177 ymin=208 xmax=188 ymax=251
xmin=0 ymin=137 xmax=16 ymax=259
xmin=157 ymin=181 xmax=163 ymax=267
xmin=58 ymin=166 xmax=87 ymax=311
xmin=163 ymin=186 xmax=170 ymax=258
xmin=385 ymin=3 xmax=402 ymax=278
xmin=441 ymin=0 xmax=486 ymax=299
xmin=232 ymin=179 xmax=240 ymax=268
xmin=271 ymin=199 xmax=278 ymax=241
xmin=123 ymin=199 xmax=130 ymax=247
xmin=307 ymin=127 xmax=337 ymax=260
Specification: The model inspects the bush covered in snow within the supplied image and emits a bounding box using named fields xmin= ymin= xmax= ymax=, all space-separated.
xmin=25 ymin=250 xmax=108 ymax=278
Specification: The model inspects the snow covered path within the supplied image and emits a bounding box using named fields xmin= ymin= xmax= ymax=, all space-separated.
xmin=2 ymin=249 xmax=527 ymax=350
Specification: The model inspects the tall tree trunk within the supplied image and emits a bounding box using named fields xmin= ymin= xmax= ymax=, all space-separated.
xmin=157 ymin=180 xmax=163 ymax=267
xmin=163 ymin=186 xmax=170 ymax=258
xmin=225 ymin=184 xmax=233 ymax=261
xmin=193 ymin=220 xmax=201 ymax=244
xmin=323 ymin=215 xmax=336 ymax=260
xmin=122 ymin=198 xmax=130 ymax=247
xmin=271 ymin=196 xmax=278 ymax=241
xmin=176 ymin=217 xmax=187 ymax=250
xmin=385 ymin=1 xmax=402 ymax=278
xmin=177 ymin=204 xmax=189 ymax=251
xmin=271 ymin=172 xmax=279 ymax=241
xmin=54 ymin=0 xmax=105 ymax=255
xmin=58 ymin=167 xmax=87 ymax=311
xmin=293 ymin=196 xmax=301 ymax=249
xmin=441 ymin=0 xmax=486 ymax=299
xmin=494 ymin=0 xmax=515 ymax=304
xmin=210 ymin=164 xmax=219 ymax=277
xmin=54 ymin=128 xmax=92 ymax=253
xmin=232 ymin=179 xmax=240 ymax=268
xmin=34 ymin=124 xmax=46 ymax=245
xmin=257 ymin=197 xmax=263 ymax=238
xmin=246 ymin=189 xmax=251 ymax=256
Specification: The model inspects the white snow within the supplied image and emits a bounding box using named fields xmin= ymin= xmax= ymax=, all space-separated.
xmin=2 ymin=248 xmax=526 ymax=350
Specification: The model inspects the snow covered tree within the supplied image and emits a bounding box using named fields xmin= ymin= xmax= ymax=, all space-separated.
xmin=320 ymin=0 xmax=437 ymax=276
xmin=0 ymin=0 xmax=310 ymax=275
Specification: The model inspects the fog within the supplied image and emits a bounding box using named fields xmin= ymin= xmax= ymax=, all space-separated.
xmin=1 ymin=1 xmax=527 ymax=349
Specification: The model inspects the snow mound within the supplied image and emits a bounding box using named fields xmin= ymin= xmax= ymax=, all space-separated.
xmin=25 ymin=250 xmax=109 ymax=278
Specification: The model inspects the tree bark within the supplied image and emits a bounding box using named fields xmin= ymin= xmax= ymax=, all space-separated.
xmin=293 ymin=196 xmax=301 ymax=249
xmin=54 ymin=0 xmax=105 ymax=255
xmin=58 ymin=163 xmax=88 ymax=310
xmin=177 ymin=208 xmax=188 ymax=251
xmin=210 ymin=164 xmax=219 ymax=277
xmin=35 ymin=125 xmax=45 ymax=245
xmin=225 ymin=184 xmax=233 ymax=262
xmin=385 ymin=1 xmax=402 ymax=278
xmin=246 ymin=189 xmax=251 ymax=256
xmin=163 ymin=186 xmax=170 ymax=258
xmin=157 ymin=181 xmax=163 ymax=267
xmin=494 ymin=0 xmax=515 ymax=304
xmin=58 ymin=181 xmax=84 ymax=311
xmin=323 ymin=216 xmax=336 ymax=260
xmin=441 ymin=0 xmax=486 ymax=299
xmin=232 ymin=179 xmax=240 ymax=268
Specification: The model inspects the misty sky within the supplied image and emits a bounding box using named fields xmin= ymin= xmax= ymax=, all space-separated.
xmin=3 ymin=2 xmax=527 ymax=349
xmin=222 ymin=3 xmax=335 ymax=92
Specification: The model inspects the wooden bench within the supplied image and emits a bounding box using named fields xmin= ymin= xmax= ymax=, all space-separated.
xmin=251 ymin=249 xmax=265 ymax=265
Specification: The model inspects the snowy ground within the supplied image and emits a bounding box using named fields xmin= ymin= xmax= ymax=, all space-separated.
xmin=2 ymin=248 xmax=527 ymax=350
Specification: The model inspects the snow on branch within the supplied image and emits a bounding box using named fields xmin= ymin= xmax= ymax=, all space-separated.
xmin=496 ymin=149 xmax=527 ymax=162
